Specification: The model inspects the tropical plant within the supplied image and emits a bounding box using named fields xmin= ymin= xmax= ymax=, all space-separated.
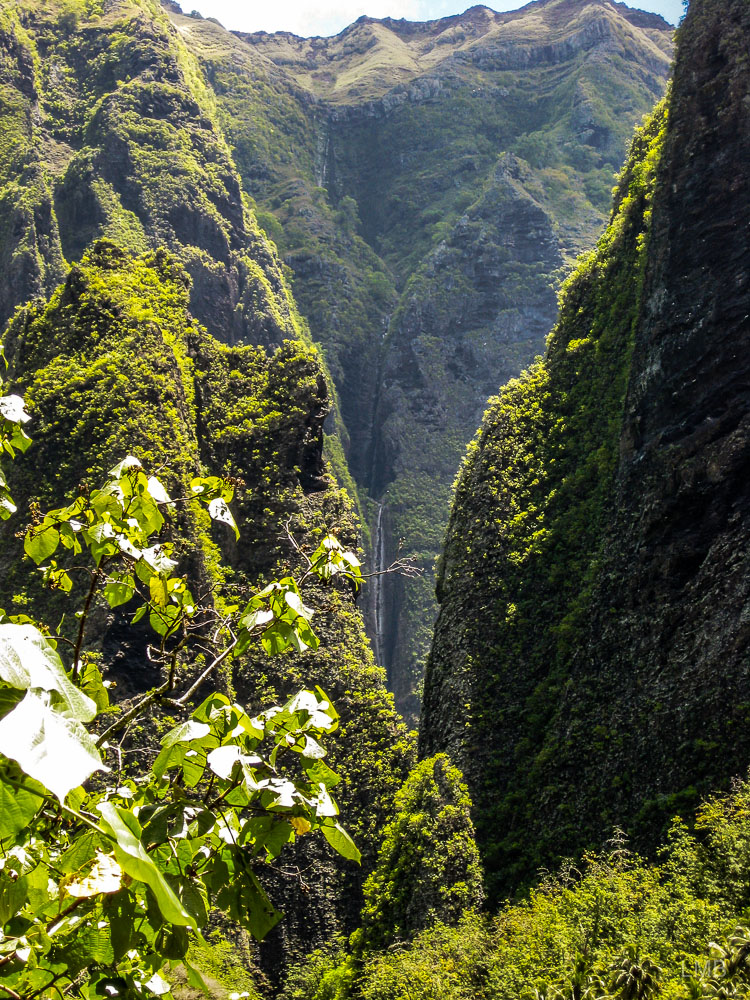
xmin=0 ymin=392 xmax=362 ymax=999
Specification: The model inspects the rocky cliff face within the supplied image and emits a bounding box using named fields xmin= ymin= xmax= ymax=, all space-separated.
xmin=420 ymin=0 xmax=750 ymax=900
xmin=174 ymin=0 xmax=673 ymax=720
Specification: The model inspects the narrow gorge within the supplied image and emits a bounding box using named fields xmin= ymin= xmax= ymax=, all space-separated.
xmin=171 ymin=0 xmax=674 ymax=719
xmin=5 ymin=0 xmax=750 ymax=997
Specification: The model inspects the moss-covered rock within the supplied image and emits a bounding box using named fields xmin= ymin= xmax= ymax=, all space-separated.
xmin=0 ymin=243 xmax=414 ymax=982
xmin=0 ymin=0 xmax=303 ymax=349
xmin=421 ymin=0 xmax=750 ymax=902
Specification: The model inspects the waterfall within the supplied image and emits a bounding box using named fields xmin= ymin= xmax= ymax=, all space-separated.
xmin=372 ymin=501 xmax=386 ymax=669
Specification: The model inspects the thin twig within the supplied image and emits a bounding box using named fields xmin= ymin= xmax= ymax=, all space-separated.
xmin=72 ymin=559 xmax=108 ymax=679
xmin=96 ymin=678 xmax=172 ymax=747
xmin=362 ymin=556 xmax=422 ymax=580
xmin=172 ymin=635 xmax=237 ymax=707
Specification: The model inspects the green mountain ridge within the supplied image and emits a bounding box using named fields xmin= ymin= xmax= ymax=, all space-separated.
xmin=0 ymin=239 xmax=415 ymax=988
xmin=0 ymin=0 xmax=411 ymax=981
xmin=0 ymin=0 xmax=306 ymax=349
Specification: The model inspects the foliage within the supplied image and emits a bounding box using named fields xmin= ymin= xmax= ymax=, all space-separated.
xmin=0 ymin=398 xmax=365 ymax=998
xmin=304 ymin=779 xmax=750 ymax=1000
xmin=353 ymin=755 xmax=484 ymax=954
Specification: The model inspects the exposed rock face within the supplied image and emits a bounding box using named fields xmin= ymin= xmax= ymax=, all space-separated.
xmin=420 ymin=0 xmax=750 ymax=899
xmin=372 ymin=157 xmax=563 ymax=713
xmin=176 ymin=0 xmax=674 ymax=721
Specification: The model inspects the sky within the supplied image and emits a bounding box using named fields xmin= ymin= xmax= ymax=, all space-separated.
xmin=186 ymin=0 xmax=684 ymax=38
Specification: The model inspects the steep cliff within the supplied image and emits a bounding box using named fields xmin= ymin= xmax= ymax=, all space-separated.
xmin=0 ymin=0 xmax=301 ymax=347
xmin=0 ymin=243 xmax=414 ymax=985
xmin=173 ymin=0 xmax=674 ymax=718
xmin=421 ymin=0 xmax=750 ymax=900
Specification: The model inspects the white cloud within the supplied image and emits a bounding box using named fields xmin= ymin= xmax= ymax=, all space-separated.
xmin=190 ymin=0 xmax=455 ymax=36
xmin=187 ymin=0 xmax=682 ymax=38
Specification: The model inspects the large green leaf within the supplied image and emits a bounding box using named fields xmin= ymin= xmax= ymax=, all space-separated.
xmin=321 ymin=822 xmax=361 ymax=864
xmin=97 ymin=802 xmax=198 ymax=930
xmin=24 ymin=526 xmax=60 ymax=564
xmin=0 ymin=624 xmax=96 ymax=722
xmin=0 ymin=775 xmax=42 ymax=839
xmin=0 ymin=690 xmax=107 ymax=802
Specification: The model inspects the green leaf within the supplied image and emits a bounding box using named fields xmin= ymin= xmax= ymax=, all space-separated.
xmin=102 ymin=890 xmax=137 ymax=962
xmin=59 ymin=830 xmax=102 ymax=874
xmin=79 ymin=661 xmax=109 ymax=713
xmin=190 ymin=476 xmax=233 ymax=503
xmin=147 ymin=476 xmax=171 ymax=504
xmin=161 ymin=720 xmax=211 ymax=749
xmin=241 ymin=815 xmax=294 ymax=859
xmin=0 ymin=868 xmax=28 ymax=925
xmin=24 ymin=526 xmax=60 ymax=565
xmin=54 ymin=920 xmax=115 ymax=975
xmin=206 ymin=745 xmax=260 ymax=781
xmin=0 ymin=775 xmax=42 ymax=839
xmin=0 ymin=623 xmax=97 ymax=722
xmin=0 ymin=690 xmax=107 ymax=802
xmin=302 ymin=758 xmax=341 ymax=789
xmin=149 ymin=575 xmax=169 ymax=609
xmin=192 ymin=692 xmax=231 ymax=723
xmin=97 ymin=802 xmax=197 ymax=930
xmin=0 ymin=492 xmax=17 ymax=520
xmin=108 ymin=456 xmax=143 ymax=479
xmin=0 ymin=395 xmax=30 ymax=426
xmin=321 ymin=822 xmax=361 ymax=864
xmin=104 ymin=575 xmax=135 ymax=609
xmin=284 ymin=589 xmax=314 ymax=621
xmin=141 ymin=544 xmax=178 ymax=577
xmin=239 ymin=870 xmax=283 ymax=941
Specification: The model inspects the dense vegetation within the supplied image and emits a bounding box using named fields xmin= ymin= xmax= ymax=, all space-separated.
xmin=421 ymin=96 xmax=668 ymax=894
xmin=0 ymin=0 xmax=303 ymax=348
xmin=422 ymin=0 xmax=750 ymax=909
xmin=0 ymin=437 xmax=367 ymax=999
xmin=278 ymin=777 xmax=750 ymax=1000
